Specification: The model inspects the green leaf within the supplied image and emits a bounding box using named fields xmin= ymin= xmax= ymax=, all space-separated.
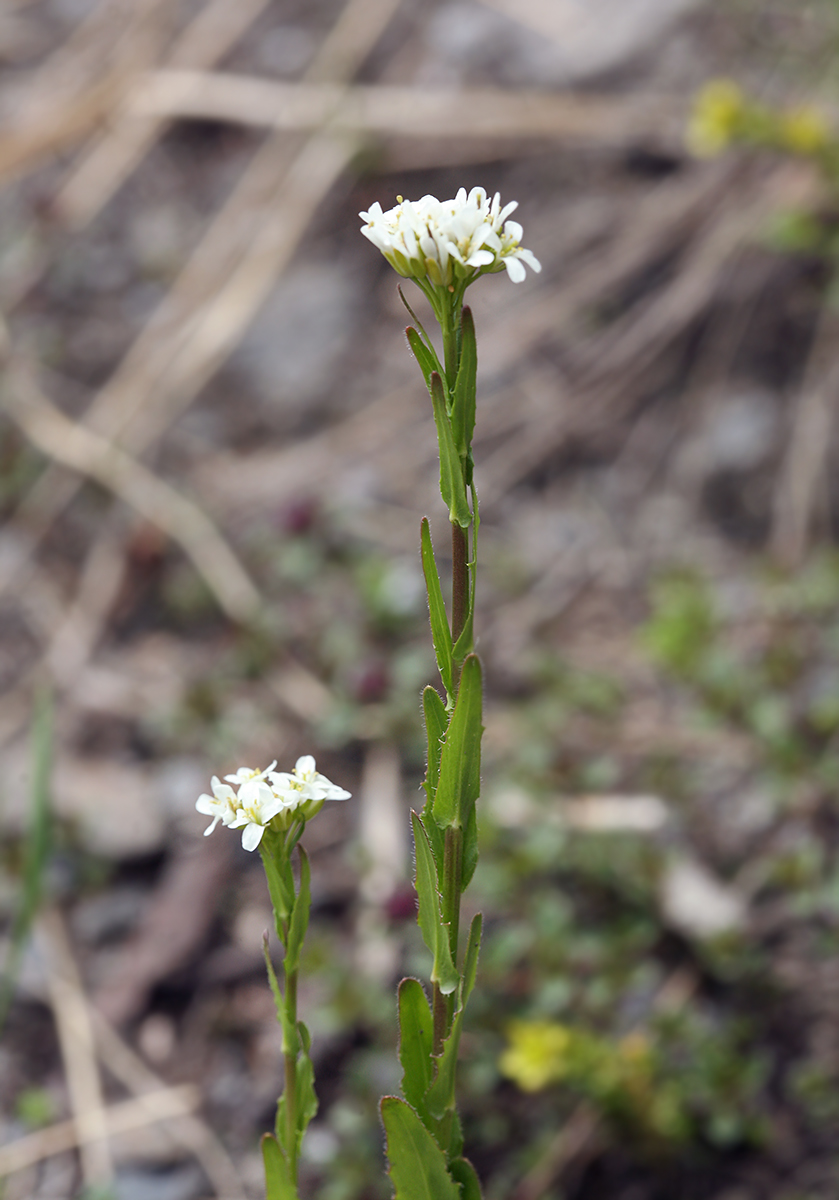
xmin=412 ymin=812 xmax=459 ymax=996
xmin=452 ymin=603 xmax=474 ymax=666
xmin=433 ymin=655 xmax=483 ymax=830
xmin=381 ymin=1097 xmax=460 ymax=1200
xmin=426 ymin=1010 xmax=463 ymax=1121
xmin=417 ymin=806 xmax=445 ymax=890
xmin=259 ymin=841 xmax=293 ymax=933
xmin=460 ymin=913 xmax=482 ymax=1011
xmin=295 ymin=1032 xmax=318 ymax=1132
xmin=262 ymin=934 xmax=284 ymax=1023
xmin=398 ymin=978 xmax=434 ymax=1116
xmin=451 ymin=306 xmax=477 ymax=457
xmin=449 ymin=1157 xmax=483 ymax=1200
xmin=399 ymin=290 xmax=442 ymax=373
xmin=460 ymin=802 xmax=478 ymax=891
xmin=420 ymin=520 xmax=453 ymax=698
xmin=422 ymin=684 xmax=448 ymax=807
xmin=261 ymin=1133 xmax=297 ymax=1200
xmin=284 ymin=845 xmax=311 ymax=974
xmin=431 ymin=373 xmax=472 ymax=529
xmin=407 ymin=327 xmax=441 ymax=395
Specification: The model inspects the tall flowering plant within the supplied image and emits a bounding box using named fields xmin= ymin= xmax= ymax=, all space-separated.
xmin=360 ymin=186 xmax=540 ymax=1198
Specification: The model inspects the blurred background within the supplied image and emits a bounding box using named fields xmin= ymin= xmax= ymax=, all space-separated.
xmin=3 ymin=1 xmax=839 ymax=1197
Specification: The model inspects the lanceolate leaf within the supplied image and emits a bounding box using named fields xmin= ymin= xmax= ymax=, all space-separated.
xmin=420 ymin=520 xmax=453 ymax=698
xmin=460 ymin=802 xmax=479 ymax=891
xmin=430 ymin=373 xmax=472 ymax=529
xmin=425 ymin=1011 xmax=463 ymax=1120
xmin=381 ymin=1097 xmax=460 ymax=1200
xmin=406 ymin=327 xmax=441 ymax=395
xmin=449 ymin=1157 xmax=483 ymax=1200
xmin=451 ymin=306 xmax=477 ymax=457
xmin=452 ymin=603 xmax=474 ymax=666
xmin=422 ymin=686 xmax=448 ymax=808
xmin=398 ymin=978 xmax=434 ymax=1115
xmin=295 ymin=1032 xmax=318 ymax=1131
xmin=261 ymin=1133 xmax=297 ymax=1200
xmin=432 ymin=654 xmax=483 ymax=830
xmin=461 ymin=913 xmax=482 ymax=1010
xmin=412 ymin=812 xmax=459 ymax=996
xmin=259 ymin=841 xmax=293 ymax=929
xmin=262 ymin=935 xmax=296 ymax=1051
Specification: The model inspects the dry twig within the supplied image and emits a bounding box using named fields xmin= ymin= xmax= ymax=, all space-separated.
xmin=36 ymin=909 xmax=113 ymax=1189
xmin=0 ymin=331 xmax=263 ymax=625
xmin=0 ymin=1086 xmax=199 ymax=1179
xmin=129 ymin=70 xmax=680 ymax=147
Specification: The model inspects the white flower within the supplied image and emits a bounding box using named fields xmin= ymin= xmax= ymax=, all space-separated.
xmin=229 ymin=779 xmax=288 ymax=852
xmin=196 ymin=776 xmax=241 ymax=837
xmin=269 ymin=755 xmax=352 ymax=814
xmin=224 ymin=761 xmax=277 ymax=804
xmin=359 ymin=187 xmax=540 ymax=291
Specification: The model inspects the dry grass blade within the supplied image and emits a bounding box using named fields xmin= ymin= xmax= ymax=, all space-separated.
xmin=1 ymin=0 xmax=400 ymax=607
xmin=0 ymin=0 xmax=172 ymax=187
xmin=130 ymin=71 xmax=680 ymax=147
xmin=56 ymin=0 xmax=272 ymax=229
xmin=0 ymin=1086 xmax=199 ymax=1178
xmin=44 ymin=514 xmax=129 ymax=689
xmin=36 ymin=909 xmax=112 ymax=1189
xmin=0 ymin=337 xmax=263 ymax=625
xmin=91 ymin=1011 xmax=248 ymax=1200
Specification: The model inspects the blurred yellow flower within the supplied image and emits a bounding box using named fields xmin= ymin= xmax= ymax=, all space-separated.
xmin=687 ymin=79 xmax=746 ymax=157
xmin=499 ymin=1019 xmax=572 ymax=1092
xmin=780 ymin=107 xmax=831 ymax=155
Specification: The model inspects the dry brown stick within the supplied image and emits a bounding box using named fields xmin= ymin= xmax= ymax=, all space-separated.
xmin=90 ymin=1011 xmax=248 ymax=1200
xmin=130 ymin=70 xmax=680 ymax=146
xmin=0 ymin=1086 xmax=199 ymax=1179
xmin=43 ymin=513 xmax=129 ymax=689
xmin=0 ymin=0 xmax=172 ymax=187
xmin=36 ymin=909 xmax=113 ymax=1190
xmin=1 ymin=0 xmax=400 ymax=607
xmin=56 ymin=0 xmax=272 ymax=229
xmin=0 ymin=338 xmax=263 ymax=624
xmin=771 ymin=305 xmax=839 ymax=567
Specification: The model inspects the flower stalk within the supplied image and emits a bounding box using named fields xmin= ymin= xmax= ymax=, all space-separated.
xmin=197 ymin=758 xmax=350 ymax=1199
xmin=361 ymin=186 xmax=540 ymax=1198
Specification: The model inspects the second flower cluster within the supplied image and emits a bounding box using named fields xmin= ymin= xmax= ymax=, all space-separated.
xmin=196 ymin=756 xmax=351 ymax=851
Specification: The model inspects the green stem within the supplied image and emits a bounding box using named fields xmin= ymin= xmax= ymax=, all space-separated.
xmin=440 ymin=297 xmax=460 ymax=398
xmin=284 ymin=964 xmax=299 ymax=1182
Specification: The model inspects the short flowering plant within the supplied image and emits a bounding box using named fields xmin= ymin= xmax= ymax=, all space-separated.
xmin=196 ymin=755 xmax=349 ymax=1194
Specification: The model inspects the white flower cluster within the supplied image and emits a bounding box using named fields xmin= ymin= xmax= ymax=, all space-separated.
xmin=359 ymin=187 xmax=541 ymax=288
xmin=196 ymin=756 xmax=350 ymax=852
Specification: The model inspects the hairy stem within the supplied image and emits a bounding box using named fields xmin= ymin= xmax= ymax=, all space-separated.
xmin=452 ymin=523 xmax=469 ymax=648
xmin=432 ymin=981 xmax=448 ymax=1057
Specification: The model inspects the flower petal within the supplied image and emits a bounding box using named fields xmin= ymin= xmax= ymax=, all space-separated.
xmin=241 ymin=823 xmax=265 ymax=851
